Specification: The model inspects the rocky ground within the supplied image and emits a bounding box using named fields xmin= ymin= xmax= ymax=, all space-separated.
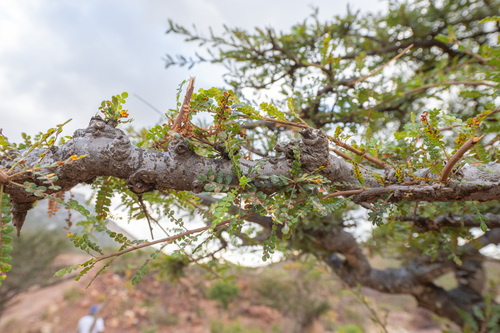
xmin=0 ymin=251 xmax=453 ymax=333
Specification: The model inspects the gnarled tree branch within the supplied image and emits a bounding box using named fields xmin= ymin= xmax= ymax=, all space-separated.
xmin=2 ymin=116 xmax=500 ymax=234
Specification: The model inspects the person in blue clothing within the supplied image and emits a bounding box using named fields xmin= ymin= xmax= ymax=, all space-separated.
xmin=77 ymin=305 xmax=105 ymax=333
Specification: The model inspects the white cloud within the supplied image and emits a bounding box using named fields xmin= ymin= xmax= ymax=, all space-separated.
xmin=0 ymin=0 xmax=384 ymax=141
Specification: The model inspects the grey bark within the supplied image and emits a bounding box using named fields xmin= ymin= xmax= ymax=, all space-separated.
xmin=2 ymin=116 xmax=500 ymax=234
xmin=2 ymin=116 xmax=499 ymax=325
xmin=400 ymin=213 xmax=500 ymax=232
xmin=319 ymin=226 xmax=492 ymax=326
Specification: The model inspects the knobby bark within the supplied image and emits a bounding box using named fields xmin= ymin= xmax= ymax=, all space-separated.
xmin=2 ymin=116 xmax=499 ymax=325
xmin=1 ymin=116 xmax=500 ymax=234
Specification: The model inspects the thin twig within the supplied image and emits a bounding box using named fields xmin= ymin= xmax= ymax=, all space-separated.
xmin=401 ymin=81 xmax=496 ymax=96
xmin=441 ymin=135 xmax=484 ymax=183
xmin=374 ymin=81 xmax=497 ymax=108
xmin=320 ymin=189 xmax=368 ymax=200
xmin=251 ymin=115 xmax=310 ymax=129
xmin=461 ymin=47 xmax=495 ymax=68
xmin=134 ymin=93 xmax=166 ymax=119
xmin=330 ymin=148 xmax=354 ymax=161
xmin=351 ymin=44 xmax=414 ymax=85
xmin=327 ymin=135 xmax=388 ymax=168
xmin=439 ymin=109 xmax=500 ymax=132
xmin=93 ymin=213 xmax=256 ymax=263
xmin=137 ymin=194 xmax=155 ymax=239
xmin=147 ymin=192 xmax=222 ymax=278
xmin=292 ymin=188 xmax=368 ymax=205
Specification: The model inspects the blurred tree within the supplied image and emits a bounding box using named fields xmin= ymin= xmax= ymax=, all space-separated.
xmin=1 ymin=0 xmax=500 ymax=329
xmin=0 ymin=229 xmax=69 ymax=315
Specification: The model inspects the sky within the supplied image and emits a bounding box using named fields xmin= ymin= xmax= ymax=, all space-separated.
xmin=0 ymin=1 xmax=388 ymax=263
xmin=0 ymin=0 xmax=387 ymax=143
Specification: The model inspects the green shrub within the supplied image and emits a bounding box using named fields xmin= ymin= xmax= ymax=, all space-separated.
xmin=63 ymin=287 xmax=82 ymax=304
xmin=206 ymin=280 xmax=240 ymax=309
xmin=0 ymin=229 xmax=69 ymax=314
xmin=336 ymin=324 xmax=364 ymax=333
xmin=210 ymin=319 xmax=263 ymax=333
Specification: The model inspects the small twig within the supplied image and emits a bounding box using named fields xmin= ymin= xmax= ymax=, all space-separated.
xmin=401 ymin=81 xmax=496 ymax=97
xmin=93 ymin=213 xmax=256 ymax=263
xmin=172 ymin=77 xmax=196 ymax=132
xmin=422 ymin=59 xmax=475 ymax=82
xmin=137 ymin=194 xmax=155 ymax=239
xmin=373 ymin=81 xmax=497 ymax=109
xmin=439 ymin=109 xmax=500 ymax=132
xmin=245 ymin=114 xmax=310 ymax=130
xmin=461 ymin=47 xmax=495 ymax=69
xmin=330 ymin=148 xmax=353 ymax=161
xmin=441 ymin=135 xmax=484 ymax=183
xmin=351 ymin=44 xmax=414 ymax=85
xmin=327 ymin=135 xmax=388 ymax=168
xmin=242 ymin=144 xmax=268 ymax=157
xmin=292 ymin=188 xmax=368 ymax=205
xmin=148 ymin=192 xmax=222 ymax=278
xmin=320 ymin=188 xmax=368 ymax=200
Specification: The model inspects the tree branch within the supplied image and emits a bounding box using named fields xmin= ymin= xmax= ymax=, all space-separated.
xmin=400 ymin=213 xmax=500 ymax=232
xmin=441 ymin=135 xmax=484 ymax=183
xmin=2 ymin=117 xmax=500 ymax=233
xmin=316 ymin=221 xmax=489 ymax=325
xmin=193 ymin=191 xmax=495 ymax=326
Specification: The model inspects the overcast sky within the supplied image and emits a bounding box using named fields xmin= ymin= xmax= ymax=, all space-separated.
xmin=0 ymin=0 xmax=386 ymax=143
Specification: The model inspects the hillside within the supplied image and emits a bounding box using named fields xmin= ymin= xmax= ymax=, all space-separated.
xmin=0 ymin=248 xmax=456 ymax=333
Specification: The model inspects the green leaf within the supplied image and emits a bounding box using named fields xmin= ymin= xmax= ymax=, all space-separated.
xmin=239 ymin=176 xmax=250 ymax=189
xmin=434 ymin=35 xmax=450 ymax=44
xmin=216 ymin=170 xmax=224 ymax=184
xmin=54 ymin=268 xmax=68 ymax=277
xmin=260 ymin=102 xmax=287 ymax=122
xmin=473 ymin=305 xmax=485 ymax=321
xmin=204 ymin=183 xmax=216 ymax=192
xmin=1 ymin=244 xmax=13 ymax=253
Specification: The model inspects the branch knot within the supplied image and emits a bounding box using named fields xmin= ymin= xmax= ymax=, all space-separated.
xmin=169 ymin=139 xmax=193 ymax=158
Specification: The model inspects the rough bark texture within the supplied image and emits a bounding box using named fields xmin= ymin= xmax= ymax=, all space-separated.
xmin=1 ymin=116 xmax=500 ymax=234
xmin=2 ymin=116 xmax=500 ymax=325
